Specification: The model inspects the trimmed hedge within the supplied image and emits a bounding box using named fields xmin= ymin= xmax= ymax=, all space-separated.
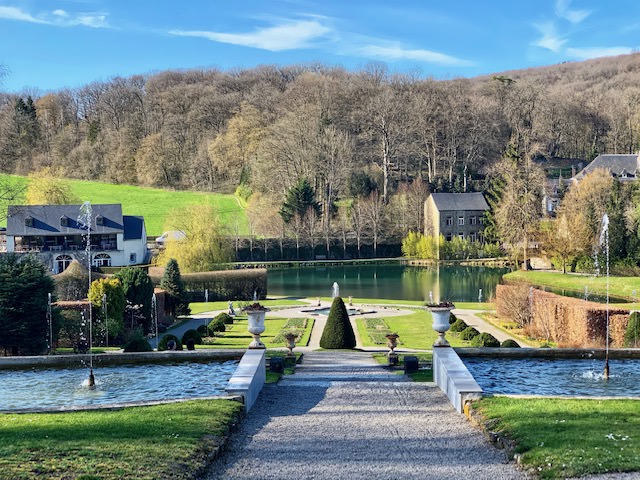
xmin=181 ymin=329 xmax=202 ymax=345
xmin=460 ymin=326 xmax=480 ymax=341
xmin=320 ymin=297 xmax=356 ymax=349
xmin=500 ymin=339 xmax=521 ymax=348
xmin=625 ymin=311 xmax=640 ymax=347
xmin=208 ymin=316 xmax=227 ymax=334
xmin=158 ymin=334 xmax=183 ymax=351
xmin=123 ymin=336 xmax=152 ymax=352
xmin=450 ymin=318 xmax=468 ymax=333
xmin=472 ymin=332 xmax=500 ymax=347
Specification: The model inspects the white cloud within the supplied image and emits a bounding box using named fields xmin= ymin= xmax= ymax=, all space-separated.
xmin=0 ymin=6 xmax=47 ymax=24
xmin=354 ymin=44 xmax=474 ymax=67
xmin=532 ymin=21 xmax=567 ymax=52
xmin=566 ymin=46 xmax=634 ymax=60
xmin=555 ymin=0 xmax=591 ymax=24
xmin=0 ymin=5 xmax=108 ymax=28
xmin=170 ymin=19 xmax=331 ymax=51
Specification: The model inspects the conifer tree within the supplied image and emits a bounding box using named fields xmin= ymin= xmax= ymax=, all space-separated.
xmin=319 ymin=296 xmax=356 ymax=349
xmin=160 ymin=258 xmax=190 ymax=316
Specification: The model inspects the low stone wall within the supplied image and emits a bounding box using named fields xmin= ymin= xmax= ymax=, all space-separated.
xmin=432 ymin=347 xmax=482 ymax=413
xmin=496 ymin=285 xmax=630 ymax=347
xmin=225 ymin=349 xmax=266 ymax=412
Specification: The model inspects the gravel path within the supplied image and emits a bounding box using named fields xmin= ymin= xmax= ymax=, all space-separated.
xmin=203 ymin=351 xmax=526 ymax=480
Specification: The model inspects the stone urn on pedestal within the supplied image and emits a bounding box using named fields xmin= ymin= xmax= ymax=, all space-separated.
xmin=385 ymin=332 xmax=400 ymax=365
xmin=426 ymin=301 xmax=455 ymax=347
xmin=242 ymin=303 xmax=270 ymax=349
xmin=283 ymin=332 xmax=297 ymax=358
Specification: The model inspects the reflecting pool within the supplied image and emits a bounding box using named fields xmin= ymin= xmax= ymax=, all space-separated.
xmin=0 ymin=360 xmax=238 ymax=411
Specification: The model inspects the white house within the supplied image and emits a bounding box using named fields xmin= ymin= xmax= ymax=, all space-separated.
xmin=5 ymin=204 xmax=148 ymax=273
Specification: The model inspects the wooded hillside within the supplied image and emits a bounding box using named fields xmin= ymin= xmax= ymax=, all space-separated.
xmin=2 ymin=53 xmax=640 ymax=204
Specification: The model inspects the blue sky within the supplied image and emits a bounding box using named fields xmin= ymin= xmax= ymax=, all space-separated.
xmin=1 ymin=0 xmax=639 ymax=92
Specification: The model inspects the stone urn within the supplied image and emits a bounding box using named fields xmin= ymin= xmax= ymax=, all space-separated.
xmin=385 ymin=332 xmax=400 ymax=365
xmin=242 ymin=303 xmax=270 ymax=349
xmin=426 ymin=302 xmax=455 ymax=347
xmin=284 ymin=331 xmax=297 ymax=357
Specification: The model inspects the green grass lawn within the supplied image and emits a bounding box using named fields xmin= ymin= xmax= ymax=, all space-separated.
xmin=475 ymin=397 xmax=640 ymax=479
xmin=0 ymin=399 xmax=242 ymax=480
xmin=356 ymin=309 xmax=474 ymax=350
xmin=188 ymin=298 xmax=308 ymax=315
xmin=504 ymin=270 xmax=640 ymax=303
xmin=0 ymin=174 xmax=248 ymax=236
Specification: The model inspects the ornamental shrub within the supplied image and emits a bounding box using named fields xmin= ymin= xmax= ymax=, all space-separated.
xmin=624 ymin=311 xmax=640 ymax=347
xmin=215 ymin=312 xmax=234 ymax=325
xmin=500 ymin=339 xmax=521 ymax=348
xmin=472 ymin=332 xmax=500 ymax=347
xmin=460 ymin=326 xmax=480 ymax=341
xmin=319 ymin=296 xmax=356 ymax=349
xmin=208 ymin=316 xmax=227 ymax=333
xmin=158 ymin=334 xmax=183 ymax=351
xmin=450 ymin=318 xmax=468 ymax=333
xmin=196 ymin=324 xmax=208 ymax=335
xmin=448 ymin=312 xmax=457 ymax=324
xmin=181 ymin=329 xmax=202 ymax=345
xmin=123 ymin=335 xmax=152 ymax=352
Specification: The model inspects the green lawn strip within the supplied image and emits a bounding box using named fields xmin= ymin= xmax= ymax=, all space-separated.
xmin=356 ymin=309 xmax=473 ymax=350
xmin=0 ymin=399 xmax=242 ymax=480
xmin=201 ymin=315 xmax=312 ymax=349
xmin=475 ymin=397 xmax=640 ymax=479
xmin=189 ymin=299 xmax=308 ymax=315
xmin=475 ymin=312 xmax=544 ymax=347
xmin=0 ymin=174 xmax=248 ymax=236
xmin=371 ymin=352 xmax=434 ymax=382
xmin=504 ymin=270 xmax=640 ymax=303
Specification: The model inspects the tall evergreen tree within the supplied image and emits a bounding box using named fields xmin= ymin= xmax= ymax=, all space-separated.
xmin=160 ymin=258 xmax=190 ymax=316
xmin=279 ymin=178 xmax=321 ymax=223
xmin=0 ymin=254 xmax=55 ymax=355
xmin=114 ymin=267 xmax=154 ymax=332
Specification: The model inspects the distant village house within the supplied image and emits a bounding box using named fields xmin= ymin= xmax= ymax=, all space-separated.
xmin=424 ymin=192 xmax=489 ymax=243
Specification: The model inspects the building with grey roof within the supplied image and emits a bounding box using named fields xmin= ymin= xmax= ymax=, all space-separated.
xmin=424 ymin=192 xmax=489 ymax=247
xmin=571 ymin=153 xmax=640 ymax=182
xmin=5 ymin=204 xmax=148 ymax=273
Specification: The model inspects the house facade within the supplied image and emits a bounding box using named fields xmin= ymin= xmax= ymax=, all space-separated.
xmin=424 ymin=192 xmax=489 ymax=242
xmin=5 ymin=204 xmax=148 ymax=273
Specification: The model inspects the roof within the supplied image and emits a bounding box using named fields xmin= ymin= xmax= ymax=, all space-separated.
xmin=574 ymin=154 xmax=640 ymax=180
xmin=123 ymin=215 xmax=145 ymax=240
xmin=428 ymin=193 xmax=489 ymax=212
xmin=5 ymin=204 xmax=141 ymax=237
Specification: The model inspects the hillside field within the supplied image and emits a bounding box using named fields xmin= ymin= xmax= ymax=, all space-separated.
xmin=0 ymin=174 xmax=248 ymax=236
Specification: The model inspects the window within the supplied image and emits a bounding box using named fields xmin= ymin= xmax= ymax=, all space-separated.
xmin=445 ymin=216 xmax=453 ymax=226
xmin=93 ymin=253 xmax=111 ymax=268
xmin=55 ymin=255 xmax=73 ymax=274
xmin=470 ymin=216 xmax=477 ymax=226
xmin=479 ymin=216 xmax=485 ymax=225
xmin=458 ymin=233 xmax=464 ymax=239
xmin=469 ymin=232 xmax=477 ymax=242
xmin=445 ymin=233 xmax=452 ymax=241
xmin=60 ymin=216 xmax=69 ymax=227
xmin=458 ymin=216 xmax=464 ymax=226
xmin=129 ymin=253 xmax=137 ymax=263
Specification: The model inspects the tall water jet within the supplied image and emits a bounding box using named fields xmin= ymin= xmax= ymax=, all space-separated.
xmin=151 ymin=292 xmax=158 ymax=351
xmin=101 ymin=293 xmax=108 ymax=347
xmin=596 ymin=213 xmax=610 ymax=380
xmin=78 ymin=201 xmax=94 ymax=386
xmin=47 ymin=292 xmax=53 ymax=353
xmin=332 ymin=282 xmax=339 ymax=298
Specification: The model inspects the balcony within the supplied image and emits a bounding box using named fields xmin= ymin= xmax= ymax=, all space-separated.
xmin=13 ymin=234 xmax=118 ymax=254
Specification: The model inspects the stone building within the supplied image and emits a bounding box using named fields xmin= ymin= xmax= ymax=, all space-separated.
xmin=424 ymin=192 xmax=489 ymax=242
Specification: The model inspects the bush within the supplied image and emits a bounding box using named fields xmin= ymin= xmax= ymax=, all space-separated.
xmin=215 ymin=312 xmax=234 ymax=325
xmin=450 ymin=318 xmax=468 ymax=333
xmin=625 ymin=311 xmax=640 ymax=347
xmin=181 ymin=329 xmax=202 ymax=345
xmin=319 ymin=296 xmax=356 ymax=349
xmin=500 ymin=339 xmax=521 ymax=348
xmin=460 ymin=326 xmax=480 ymax=341
xmin=208 ymin=316 xmax=227 ymax=333
xmin=448 ymin=312 xmax=457 ymax=324
xmin=123 ymin=335 xmax=152 ymax=352
xmin=196 ymin=324 xmax=208 ymax=335
xmin=158 ymin=334 xmax=183 ymax=351
xmin=472 ymin=332 xmax=500 ymax=347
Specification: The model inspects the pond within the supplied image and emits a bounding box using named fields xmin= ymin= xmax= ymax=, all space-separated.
xmin=0 ymin=360 xmax=238 ymax=412
xmin=463 ymin=357 xmax=640 ymax=397
xmin=267 ymin=264 xmax=509 ymax=302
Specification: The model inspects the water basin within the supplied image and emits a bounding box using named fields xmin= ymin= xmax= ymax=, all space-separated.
xmin=0 ymin=360 xmax=238 ymax=412
xmin=462 ymin=357 xmax=640 ymax=397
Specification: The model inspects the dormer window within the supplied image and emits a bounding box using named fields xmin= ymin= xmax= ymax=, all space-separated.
xmin=25 ymin=216 xmax=34 ymax=227
xmin=60 ymin=215 xmax=69 ymax=227
xmin=95 ymin=215 xmax=104 ymax=226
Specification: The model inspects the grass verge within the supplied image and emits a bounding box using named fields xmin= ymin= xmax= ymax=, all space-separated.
xmin=0 ymin=399 xmax=243 ymax=480
xmin=188 ymin=298 xmax=308 ymax=315
xmin=474 ymin=396 xmax=640 ymax=479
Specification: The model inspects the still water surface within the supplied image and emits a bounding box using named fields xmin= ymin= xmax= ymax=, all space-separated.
xmin=267 ymin=264 xmax=508 ymax=302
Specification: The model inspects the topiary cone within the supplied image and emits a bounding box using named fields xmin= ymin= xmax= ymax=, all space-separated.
xmin=319 ymin=296 xmax=356 ymax=349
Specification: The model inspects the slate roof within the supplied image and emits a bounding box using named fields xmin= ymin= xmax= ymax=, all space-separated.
xmin=6 ymin=204 xmax=129 ymax=236
xmin=123 ymin=216 xmax=145 ymax=240
xmin=429 ymin=193 xmax=489 ymax=212
xmin=574 ymin=154 xmax=640 ymax=180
